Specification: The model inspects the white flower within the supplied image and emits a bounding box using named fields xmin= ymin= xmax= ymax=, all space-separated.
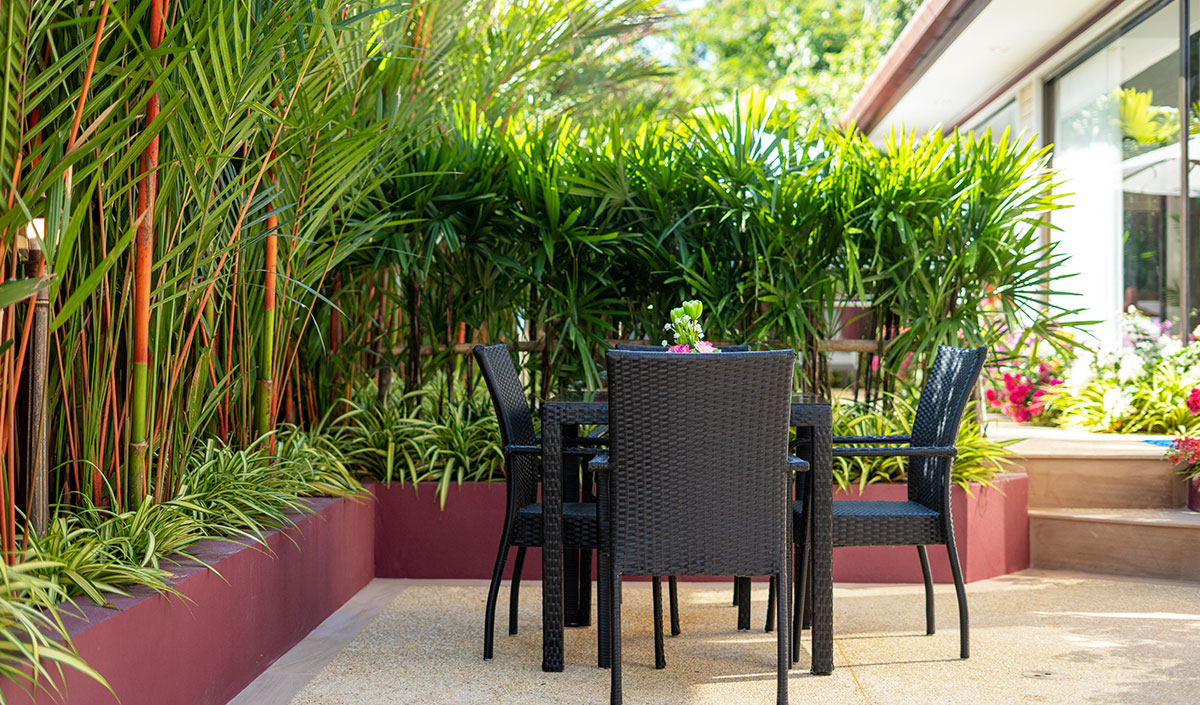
xmin=694 ymin=341 xmax=717 ymax=353
xmin=1116 ymin=352 xmax=1145 ymax=383
xmin=660 ymin=339 xmax=669 ymax=346
xmin=1161 ymin=338 xmax=1184 ymax=358
xmin=1102 ymin=388 xmax=1133 ymax=418
xmin=663 ymin=322 xmax=672 ymax=330
xmin=1065 ymin=357 xmax=1094 ymax=392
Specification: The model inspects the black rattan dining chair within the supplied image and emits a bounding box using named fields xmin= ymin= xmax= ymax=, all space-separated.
xmin=790 ymin=344 xmax=986 ymax=662
xmin=611 ymin=342 xmax=750 ymax=629
xmin=473 ymin=343 xmax=679 ymax=662
xmin=599 ymin=349 xmax=803 ymax=705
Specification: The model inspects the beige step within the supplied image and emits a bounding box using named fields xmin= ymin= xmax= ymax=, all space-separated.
xmin=1030 ymin=508 xmax=1200 ymax=581
xmin=988 ymin=422 xmax=1186 ymax=509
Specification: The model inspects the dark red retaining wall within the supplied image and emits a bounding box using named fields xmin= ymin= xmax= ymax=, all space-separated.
xmin=374 ymin=473 xmax=1030 ymax=583
xmin=0 ymin=495 xmax=375 ymax=705
xmin=832 ymin=473 xmax=1029 ymax=583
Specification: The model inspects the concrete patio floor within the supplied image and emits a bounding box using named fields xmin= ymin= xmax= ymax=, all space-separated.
xmin=230 ymin=571 xmax=1200 ymax=705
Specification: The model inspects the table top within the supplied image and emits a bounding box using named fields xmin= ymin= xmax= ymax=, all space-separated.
xmin=547 ymin=390 xmax=829 ymax=406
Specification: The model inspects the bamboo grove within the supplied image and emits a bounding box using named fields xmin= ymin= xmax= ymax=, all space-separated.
xmin=0 ymin=0 xmax=1084 ymax=562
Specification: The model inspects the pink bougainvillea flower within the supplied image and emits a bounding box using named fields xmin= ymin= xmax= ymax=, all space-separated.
xmin=667 ymin=344 xmax=691 ymax=353
xmin=984 ymin=388 xmax=999 ymax=405
xmin=693 ymin=340 xmax=718 ymax=353
xmin=1187 ymin=388 xmax=1200 ymax=416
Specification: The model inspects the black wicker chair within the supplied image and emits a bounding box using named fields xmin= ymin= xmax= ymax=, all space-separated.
xmin=599 ymin=350 xmax=803 ymax=705
xmin=611 ymin=342 xmax=749 ymax=628
xmin=473 ymin=343 xmax=679 ymax=662
xmin=791 ymin=344 xmax=986 ymax=662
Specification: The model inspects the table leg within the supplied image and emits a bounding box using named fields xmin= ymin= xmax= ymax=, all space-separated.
xmin=563 ymin=426 xmax=582 ymax=628
xmin=541 ymin=409 xmax=565 ymax=672
xmin=810 ymin=414 xmax=834 ymax=675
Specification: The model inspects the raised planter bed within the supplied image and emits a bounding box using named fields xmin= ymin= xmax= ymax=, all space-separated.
xmin=0 ymin=494 xmax=375 ymax=705
xmin=832 ymin=473 xmax=1029 ymax=583
xmin=374 ymin=474 xmax=1030 ymax=584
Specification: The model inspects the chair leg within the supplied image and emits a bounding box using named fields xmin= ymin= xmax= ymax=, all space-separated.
xmin=765 ymin=575 xmax=776 ymax=632
xmin=791 ymin=545 xmax=803 ymax=664
xmin=578 ymin=548 xmax=593 ymax=627
xmin=484 ymin=530 xmax=512 ymax=660
xmin=917 ymin=545 xmax=934 ymax=636
xmin=668 ymin=576 xmax=681 ymax=636
xmin=945 ymin=538 xmax=970 ymax=659
xmin=611 ymin=573 xmax=623 ymax=705
xmin=737 ymin=577 xmax=751 ymax=630
xmin=652 ymin=577 xmax=666 ymax=669
xmin=598 ymin=549 xmax=612 ymax=668
xmin=732 ymin=576 xmax=741 ymax=606
xmin=776 ymin=570 xmax=789 ymax=705
xmin=508 ymin=546 xmax=527 ymax=635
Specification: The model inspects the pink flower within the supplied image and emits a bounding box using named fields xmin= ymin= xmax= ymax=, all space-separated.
xmin=693 ymin=341 xmax=718 ymax=353
xmin=984 ymin=388 xmax=999 ymax=406
xmin=1007 ymin=381 xmax=1031 ymax=405
xmin=667 ymin=344 xmax=691 ymax=353
xmin=1166 ymin=436 xmax=1200 ymax=465
xmin=1187 ymin=388 xmax=1200 ymax=416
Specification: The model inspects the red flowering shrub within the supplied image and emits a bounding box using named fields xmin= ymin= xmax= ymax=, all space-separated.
xmin=985 ymin=364 xmax=1064 ymax=424
xmin=1164 ymin=392 xmax=1200 ymax=482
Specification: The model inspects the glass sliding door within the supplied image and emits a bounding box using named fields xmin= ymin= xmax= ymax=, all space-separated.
xmin=1051 ymin=3 xmax=1181 ymax=345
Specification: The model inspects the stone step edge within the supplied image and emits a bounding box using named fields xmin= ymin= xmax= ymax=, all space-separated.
xmin=1029 ymin=507 xmax=1200 ymax=528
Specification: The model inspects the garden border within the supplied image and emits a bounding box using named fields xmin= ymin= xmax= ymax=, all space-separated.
xmin=0 ymin=494 xmax=375 ymax=705
xmin=374 ymin=474 xmax=1030 ymax=583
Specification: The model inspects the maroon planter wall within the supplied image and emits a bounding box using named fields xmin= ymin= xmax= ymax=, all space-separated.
xmin=374 ymin=473 xmax=1030 ymax=583
xmin=832 ymin=472 xmax=1029 ymax=583
xmin=0 ymin=495 xmax=375 ymax=705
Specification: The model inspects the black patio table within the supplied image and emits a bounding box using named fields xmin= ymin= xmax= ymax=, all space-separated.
xmin=539 ymin=390 xmax=834 ymax=676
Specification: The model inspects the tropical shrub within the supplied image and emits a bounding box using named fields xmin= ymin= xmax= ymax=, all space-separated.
xmin=832 ymin=393 xmax=1015 ymax=491
xmin=984 ymin=335 xmax=1073 ymax=424
xmin=321 ymin=374 xmax=504 ymax=506
xmin=1051 ymin=310 xmax=1200 ymax=433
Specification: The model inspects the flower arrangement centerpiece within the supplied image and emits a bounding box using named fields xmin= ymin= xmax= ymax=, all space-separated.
xmin=1163 ymin=388 xmax=1200 ymax=511
xmin=661 ymin=299 xmax=719 ymax=353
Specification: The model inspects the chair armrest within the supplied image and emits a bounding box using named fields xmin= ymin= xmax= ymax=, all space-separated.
xmin=505 ymin=444 xmax=601 ymax=459
xmin=787 ymin=456 xmax=809 ymax=473
xmin=832 ymin=445 xmax=956 ymax=458
xmin=587 ymin=453 xmax=609 ymax=474
xmin=504 ymin=444 xmax=543 ymax=457
xmin=832 ymin=435 xmax=912 ymax=444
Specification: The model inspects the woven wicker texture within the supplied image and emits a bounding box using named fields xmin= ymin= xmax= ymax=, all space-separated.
xmin=605 ymin=350 xmax=795 ymax=577
xmin=604 ymin=349 xmax=796 ymax=704
xmin=511 ymin=502 xmax=601 ymax=548
xmin=473 ymin=343 xmax=680 ymax=668
xmin=791 ymin=344 xmax=985 ymax=661
xmin=907 ymin=345 xmax=989 ymax=512
xmin=473 ymin=344 xmax=540 ymax=509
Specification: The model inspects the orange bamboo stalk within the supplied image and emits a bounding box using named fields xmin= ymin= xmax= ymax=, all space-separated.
xmin=130 ymin=0 xmax=164 ymax=499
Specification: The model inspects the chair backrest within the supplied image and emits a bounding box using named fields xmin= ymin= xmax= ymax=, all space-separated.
xmin=907 ymin=345 xmax=988 ymax=511
xmin=605 ymin=349 xmax=794 ymax=577
xmin=614 ymin=342 xmax=751 ymax=352
xmin=473 ymin=344 xmax=539 ymax=507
